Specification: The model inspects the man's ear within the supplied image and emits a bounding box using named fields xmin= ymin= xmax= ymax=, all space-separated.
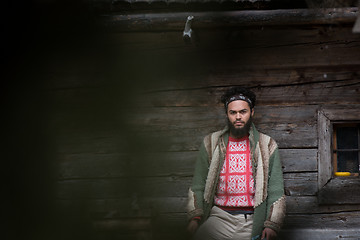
xmin=251 ymin=108 xmax=255 ymax=117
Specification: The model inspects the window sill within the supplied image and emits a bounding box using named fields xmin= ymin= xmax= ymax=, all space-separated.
xmin=318 ymin=177 xmax=360 ymax=205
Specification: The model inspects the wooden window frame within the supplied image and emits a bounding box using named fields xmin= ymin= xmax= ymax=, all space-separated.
xmin=332 ymin=123 xmax=360 ymax=176
xmin=317 ymin=107 xmax=360 ymax=205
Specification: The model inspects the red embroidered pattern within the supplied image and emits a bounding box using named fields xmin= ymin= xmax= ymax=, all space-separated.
xmin=214 ymin=136 xmax=255 ymax=207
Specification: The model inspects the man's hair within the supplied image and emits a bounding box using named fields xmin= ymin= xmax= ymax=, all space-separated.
xmin=220 ymin=86 xmax=256 ymax=111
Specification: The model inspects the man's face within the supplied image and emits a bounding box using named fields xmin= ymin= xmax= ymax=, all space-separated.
xmin=226 ymin=100 xmax=254 ymax=138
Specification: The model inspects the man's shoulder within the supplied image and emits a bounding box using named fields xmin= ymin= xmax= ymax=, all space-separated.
xmin=205 ymin=128 xmax=225 ymax=138
xmin=257 ymin=131 xmax=278 ymax=153
xmin=258 ymin=131 xmax=272 ymax=140
xmin=202 ymin=128 xmax=227 ymax=154
xmin=203 ymin=128 xmax=227 ymax=142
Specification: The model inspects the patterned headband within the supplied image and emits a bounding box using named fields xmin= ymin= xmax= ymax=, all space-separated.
xmin=226 ymin=94 xmax=253 ymax=108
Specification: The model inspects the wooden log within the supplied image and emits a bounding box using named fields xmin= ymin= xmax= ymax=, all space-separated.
xmin=54 ymin=132 xmax=125 ymax=155
xmin=286 ymin=196 xmax=360 ymax=214
xmin=89 ymin=211 xmax=360 ymax=239
xmin=55 ymin=176 xmax=193 ymax=200
xmin=279 ymin=228 xmax=360 ymax=240
xmin=152 ymin=211 xmax=360 ymax=230
xmin=55 ymin=173 xmax=319 ymax=204
xmin=318 ymin=177 xmax=360 ymax=204
xmin=88 ymin=211 xmax=360 ymax=240
xmin=145 ymin=211 xmax=360 ymax=230
xmin=283 ymin=172 xmax=318 ymax=196
xmin=132 ymin=67 xmax=360 ymax=93
xmin=100 ymin=8 xmax=359 ymax=32
xmin=56 ymin=153 xmax=129 ymax=179
xmin=133 ymin=82 xmax=360 ymax=107
xmin=56 ymin=151 xmax=198 ymax=179
xmin=283 ymin=211 xmax=360 ymax=229
xmin=280 ymin=149 xmax=318 ymax=173
xmin=126 ymin=106 xmax=317 ymax=131
xmin=124 ymin=105 xmax=318 ymax=150
xmin=98 ymin=26 xmax=360 ymax=101
xmin=57 ymin=173 xmax=308 ymax=200
xmin=93 ymin=218 xmax=152 ymax=232
xmin=123 ymin=124 xmax=316 ymax=151
xmin=56 ymin=148 xmax=317 ymax=179
xmin=54 ymin=195 xmax=360 ymax=225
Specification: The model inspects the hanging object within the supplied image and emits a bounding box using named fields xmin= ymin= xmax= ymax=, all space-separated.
xmin=183 ymin=16 xmax=194 ymax=44
xmin=353 ymin=1 xmax=360 ymax=33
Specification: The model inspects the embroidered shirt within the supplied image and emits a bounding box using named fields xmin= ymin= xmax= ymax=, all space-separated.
xmin=214 ymin=135 xmax=255 ymax=207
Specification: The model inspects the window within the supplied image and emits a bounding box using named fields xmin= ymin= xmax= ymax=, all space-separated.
xmin=332 ymin=123 xmax=360 ymax=176
xmin=318 ymin=107 xmax=360 ymax=205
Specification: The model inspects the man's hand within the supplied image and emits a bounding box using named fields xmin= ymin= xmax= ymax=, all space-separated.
xmin=261 ymin=227 xmax=277 ymax=240
xmin=187 ymin=219 xmax=199 ymax=235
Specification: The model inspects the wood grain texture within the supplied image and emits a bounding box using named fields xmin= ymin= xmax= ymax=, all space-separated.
xmin=40 ymin=19 xmax=360 ymax=240
xmin=101 ymin=8 xmax=358 ymax=32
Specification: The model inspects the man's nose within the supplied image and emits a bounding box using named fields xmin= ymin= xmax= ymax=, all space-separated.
xmin=236 ymin=113 xmax=241 ymax=119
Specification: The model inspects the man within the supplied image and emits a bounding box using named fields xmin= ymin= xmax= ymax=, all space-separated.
xmin=186 ymin=87 xmax=286 ymax=240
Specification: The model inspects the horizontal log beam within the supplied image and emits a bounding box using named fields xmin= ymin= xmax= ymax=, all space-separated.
xmin=100 ymin=8 xmax=358 ymax=32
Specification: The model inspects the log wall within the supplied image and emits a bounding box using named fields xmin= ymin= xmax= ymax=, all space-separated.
xmin=6 ymin=9 xmax=360 ymax=240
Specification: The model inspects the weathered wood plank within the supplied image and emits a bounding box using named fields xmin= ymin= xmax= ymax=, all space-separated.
xmin=56 ymin=153 xmax=129 ymax=179
xmin=54 ymin=133 xmax=126 ymax=155
xmin=284 ymin=172 xmax=318 ymax=196
xmin=101 ymin=8 xmax=358 ymax=32
xmin=318 ymin=177 xmax=360 ymax=204
xmin=321 ymin=105 xmax=360 ymax=120
xmin=111 ymin=211 xmax=360 ymax=235
xmin=107 ymin=25 xmax=360 ymax=68
xmin=157 ymin=229 xmax=360 ymax=240
xmin=180 ymin=67 xmax=360 ymax=94
xmin=56 ymin=148 xmax=316 ymax=179
xmin=58 ymin=173 xmax=313 ymax=201
xmin=124 ymin=105 xmax=318 ymax=150
xmin=55 ymin=176 xmax=193 ymax=199
xmin=125 ymin=125 xmax=316 ymax=151
xmin=89 ymin=211 xmax=360 ymax=240
xmin=66 ymin=25 xmax=360 ymax=98
xmin=55 ymin=174 xmax=318 ymax=207
xmin=153 ymin=211 xmax=360 ymax=231
xmin=283 ymin=211 xmax=360 ymax=229
xmin=63 ymin=196 xmax=360 ymax=214
xmin=126 ymin=106 xmax=317 ymax=130
xmin=56 ymin=151 xmax=198 ymax=179
xmin=286 ymin=196 xmax=360 ymax=214
xmin=90 ymin=212 xmax=360 ymax=240
xmin=257 ymin=123 xmax=317 ymax=149
xmin=135 ymin=81 xmax=360 ymax=107
xmin=318 ymin=109 xmax=333 ymax=190
xmin=93 ymin=218 xmax=152 ymax=232
xmin=152 ymin=211 xmax=360 ymax=232
xmin=279 ymin=228 xmax=360 ymax=240
xmin=280 ymin=149 xmax=317 ymax=173
xmin=46 ymin=44 xmax=360 ymax=108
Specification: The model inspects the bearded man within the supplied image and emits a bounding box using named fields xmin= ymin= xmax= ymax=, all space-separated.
xmin=186 ymin=87 xmax=286 ymax=240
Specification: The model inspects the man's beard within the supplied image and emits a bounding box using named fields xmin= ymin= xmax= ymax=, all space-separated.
xmin=227 ymin=116 xmax=252 ymax=138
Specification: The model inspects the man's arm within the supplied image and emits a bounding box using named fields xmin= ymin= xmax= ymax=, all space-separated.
xmin=262 ymin=227 xmax=277 ymax=240
xmin=263 ymin=141 xmax=286 ymax=235
xmin=186 ymin=140 xmax=210 ymax=224
xmin=187 ymin=219 xmax=200 ymax=234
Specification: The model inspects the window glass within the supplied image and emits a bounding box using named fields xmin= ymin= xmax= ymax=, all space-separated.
xmin=337 ymin=151 xmax=358 ymax=173
xmin=336 ymin=127 xmax=358 ymax=149
xmin=333 ymin=124 xmax=360 ymax=175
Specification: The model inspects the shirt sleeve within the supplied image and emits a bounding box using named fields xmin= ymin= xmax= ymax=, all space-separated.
xmin=263 ymin=141 xmax=286 ymax=233
xmin=186 ymin=140 xmax=210 ymax=220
